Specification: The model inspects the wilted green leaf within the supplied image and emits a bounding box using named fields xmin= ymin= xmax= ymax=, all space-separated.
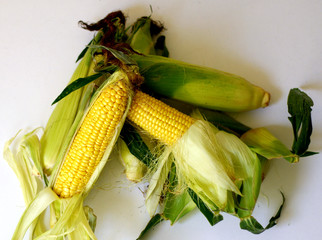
xmin=288 ymin=88 xmax=317 ymax=156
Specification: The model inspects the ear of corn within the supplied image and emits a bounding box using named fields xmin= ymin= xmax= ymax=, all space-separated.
xmin=128 ymin=90 xmax=250 ymax=215
xmin=51 ymin=71 xmax=133 ymax=198
xmin=10 ymin=70 xmax=133 ymax=240
xmin=126 ymin=17 xmax=268 ymax=113
xmin=133 ymin=54 xmax=270 ymax=112
xmin=126 ymin=16 xmax=268 ymax=113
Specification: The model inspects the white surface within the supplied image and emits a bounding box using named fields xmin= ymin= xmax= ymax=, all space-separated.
xmin=0 ymin=0 xmax=321 ymax=239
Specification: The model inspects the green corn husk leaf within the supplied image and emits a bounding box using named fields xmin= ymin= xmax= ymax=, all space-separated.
xmin=138 ymin=186 xmax=197 ymax=240
xmin=154 ymin=35 xmax=169 ymax=57
xmin=187 ymin=188 xmax=223 ymax=226
xmin=128 ymin=17 xmax=156 ymax=55
xmin=120 ymin=123 xmax=156 ymax=167
xmin=51 ymin=72 xmax=102 ymax=106
xmin=91 ymin=45 xmax=137 ymax=66
xmin=209 ymin=122 xmax=261 ymax=218
xmin=127 ymin=15 xmax=167 ymax=57
xmin=287 ymin=88 xmax=317 ymax=156
xmin=241 ymin=127 xmax=299 ymax=163
xmin=137 ymin=214 xmax=164 ymax=240
xmin=83 ymin=206 xmax=97 ymax=234
xmin=133 ymin=54 xmax=270 ymax=112
xmin=40 ymin=31 xmax=103 ymax=175
xmin=51 ymin=65 xmax=118 ymax=106
xmin=34 ymin=193 xmax=96 ymax=240
xmin=76 ymin=38 xmax=94 ymax=63
xmin=236 ymin=161 xmax=261 ymax=219
xmin=240 ymin=192 xmax=285 ymax=234
xmin=163 ymin=164 xmax=196 ymax=224
xmin=198 ymin=108 xmax=251 ymax=136
xmin=172 ymin=120 xmax=241 ymax=210
xmin=20 ymin=128 xmax=48 ymax=185
xmin=118 ymin=138 xmax=147 ymax=182
xmin=12 ymin=187 xmax=59 ymax=240
xmin=145 ymin=149 xmax=173 ymax=216
xmin=4 ymin=130 xmax=44 ymax=204
xmin=4 ymin=130 xmax=47 ymax=239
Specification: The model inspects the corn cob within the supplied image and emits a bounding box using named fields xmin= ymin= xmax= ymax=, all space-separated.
xmin=53 ymin=74 xmax=132 ymax=198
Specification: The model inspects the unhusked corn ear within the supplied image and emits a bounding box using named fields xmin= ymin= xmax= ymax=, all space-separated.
xmin=128 ymin=90 xmax=195 ymax=145
xmin=133 ymin=54 xmax=270 ymax=112
xmin=53 ymin=78 xmax=131 ymax=198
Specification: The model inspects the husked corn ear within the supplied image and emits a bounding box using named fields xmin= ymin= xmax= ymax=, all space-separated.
xmin=128 ymin=91 xmax=195 ymax=145
xmin=53 ymin=79 xmax=131 ymax=198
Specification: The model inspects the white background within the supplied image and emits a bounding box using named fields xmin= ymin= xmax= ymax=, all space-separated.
xmin=1 ymin=0 xmax=321 ymax=239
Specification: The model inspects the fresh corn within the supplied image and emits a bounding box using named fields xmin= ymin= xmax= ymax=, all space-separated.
xmin=127 ymin=90 xmax=260 ymax=216
xmin=133 ymin=54 xmax=270 ymax=112
xmin=9 ymin=71 xmax=134 ymax=240
xmin=124 ymin=15 xmax=270 ymax=113
xmin=53 ymin=75 xmax=132 ymax=198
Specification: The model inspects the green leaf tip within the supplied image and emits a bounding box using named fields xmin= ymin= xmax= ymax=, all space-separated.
xmin=51 ymin=73 xmax=103 ymax=105
xmin=187 ymin=188 xmax=223 ymax=226
xmin=137 ymin=214 xmax=164 ymax=240
xmin=76 ymin=39 xmax=93 ymax=63
xmin=120 ymin=123 xmax=155 ymax=167
xmin=240 ymin=192 xmax=285 ymax=234
xmin=287 ymin=88 xmax=317 ymax=157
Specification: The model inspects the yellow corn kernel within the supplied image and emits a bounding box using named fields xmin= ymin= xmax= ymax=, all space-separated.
xmin=127 ymin=91 xmax=195 ymax=145
xmin=53 ymin=79 xmax=130 ymax=198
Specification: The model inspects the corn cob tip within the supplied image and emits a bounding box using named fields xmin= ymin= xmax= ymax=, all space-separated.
xmin=262 ymin=91 xmax=270 ymax=108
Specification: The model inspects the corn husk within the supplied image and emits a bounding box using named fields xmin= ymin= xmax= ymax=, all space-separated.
xmin=4 ymin=130 xmax=47 ymax=239
xmin=145 ymin=148 xmax=174 ymax=216
xmin=133 ymin=54 xmax=270 ymax=112
xmin=40 ymin=32 xmax=103 ymax=175
xmin=162 ymin=164 xmax=196 ymax=225
xmin=128 ymin=17 xmax=156 ymax=55
xmin=117 ymin=138 xmax=147 ymax=182
xmin=241 ymin=127 xmax=299 ymax=163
